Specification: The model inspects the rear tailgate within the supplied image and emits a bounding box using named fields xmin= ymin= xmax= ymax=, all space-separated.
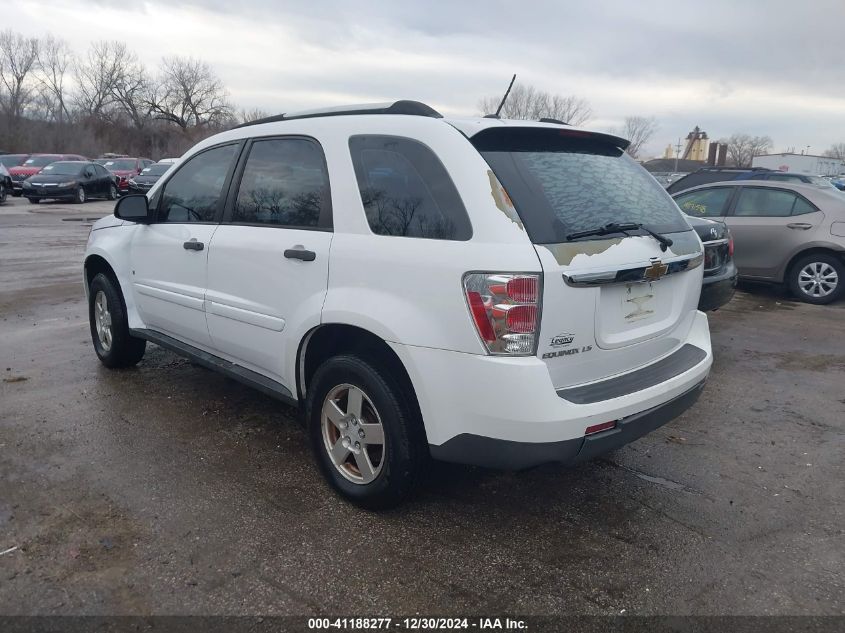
xmin=474 ymin=126 xmax=704 ymax=391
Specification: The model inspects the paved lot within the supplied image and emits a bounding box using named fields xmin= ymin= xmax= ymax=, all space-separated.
xmin=1 ymin=195 xmax=843 ymax=616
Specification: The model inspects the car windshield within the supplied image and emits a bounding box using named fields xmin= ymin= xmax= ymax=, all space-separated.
xmin=141 ymin=164 xmax=171 ymax=176
xmin=39 ymin=162 xmax=83 ymax=176
xmin=24 ymin=156 xmax=61 ymax=167
xmin=476 ymin=128 xmax=689 ymax=243
xmin=104 ymin=159 xmax=137 ymax=170
xmin=0 ymin=155 xmax=28 ymax=167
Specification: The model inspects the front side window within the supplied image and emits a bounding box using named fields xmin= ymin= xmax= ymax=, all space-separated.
xmin=733 ymin=188 xmax=801 ymax=217
xmin=232 ymin=138 xmax=331 ymax=229
xmin=674 ymin=188 xmax=733 ymax=218
xmin=349 ymin=135 xmax=472 ymax=240
xmin=158 ymin=144 xmax=238 ymax=223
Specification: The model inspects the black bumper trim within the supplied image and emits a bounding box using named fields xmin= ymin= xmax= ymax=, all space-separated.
xmin=557 ymin=344 xmax=707 ymax=404
xmin=429 ymin=380 xmax=705 ymax=470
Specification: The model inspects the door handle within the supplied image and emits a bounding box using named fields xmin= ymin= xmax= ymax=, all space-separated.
xmin=284 ymin=248 xmax=316 ymax=262
xmin=786 ymin=223 xmax=812 ymax=230
xmin=183 ymin=240 xmax=204 ymax=251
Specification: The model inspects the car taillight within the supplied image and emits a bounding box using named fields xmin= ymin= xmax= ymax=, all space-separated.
xmin=728 ymin=234 xmax=734 ymax=258
xmin=463 ymin=273 xmax=542 ymax=355
xmin=585 ymin=421 xmax=617 ymax=435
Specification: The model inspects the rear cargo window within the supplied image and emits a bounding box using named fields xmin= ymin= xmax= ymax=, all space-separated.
xmin=476 ymin=129 xmax=689 ymax=244
xmin=349 ymin=135 xmax=472 ymax=241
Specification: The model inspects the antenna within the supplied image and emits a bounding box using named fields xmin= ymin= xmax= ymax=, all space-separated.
xmin=494 ymin=74 xmax=517 ymax=119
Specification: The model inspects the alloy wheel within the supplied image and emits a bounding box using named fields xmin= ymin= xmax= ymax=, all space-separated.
xmin=93 ymin=290 xmax=113 ymax=351
xmin=798 ymin=261 xmax=838 ymax=298
xmin=321 ymin=383 xmax=386 ymax=484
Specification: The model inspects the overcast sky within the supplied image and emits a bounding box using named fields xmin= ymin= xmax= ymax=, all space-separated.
xmin=10 ymin=0 xmax=845 ymax=158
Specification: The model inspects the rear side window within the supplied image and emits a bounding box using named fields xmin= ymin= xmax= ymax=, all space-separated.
xmin=674 ymin=188 xmax=732 ymax=217
xmin=158 ymin=144 xmax=238 ymax=223
xmin=349 ymin=135 xmax=472 ymax=240
xmin=231 ymin=138 xmax=331 ymax=229
xmin=733 ymin=188 xmax=805 ymax=217
xmin=477 ymin=128 xmax=688 ymax=243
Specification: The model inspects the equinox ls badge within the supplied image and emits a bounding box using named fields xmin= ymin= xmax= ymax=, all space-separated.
xmin=643 ymin=258 xmax=668 ymax=281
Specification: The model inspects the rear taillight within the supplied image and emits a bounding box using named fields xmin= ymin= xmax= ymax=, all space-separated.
xmin=728 ymin=234 xmax=734 ymax=258
xmin=585 ymin=420 xmax=617 ymax=435
xmin=463 ymin=273 xmax=542 ymax=355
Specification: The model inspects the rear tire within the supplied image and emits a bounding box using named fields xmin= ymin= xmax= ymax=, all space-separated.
xmin=107 ymin=184 xmax=117 ymax=200
xmin=88 ymin=273 xmax=146 ymax=368
xmin=0 ymin=183 xmax=7 ymax=204
xmin=27 ymin=197 xmax=39 ymax=204
xmin=788 ymin=253 xmax=844 ymax=305
xmin=74 ymin=186 xmax=86 ymax=204
xmin=306 ymin=354 xmax=426 ymax=509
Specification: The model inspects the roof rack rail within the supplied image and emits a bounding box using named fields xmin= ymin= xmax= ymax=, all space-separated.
xmin=234 ymin=100 xmax=442 ymax=129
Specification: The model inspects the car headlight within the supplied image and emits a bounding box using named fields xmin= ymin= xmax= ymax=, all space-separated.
xmin=58 ymin=180 xmax=77 ymax=187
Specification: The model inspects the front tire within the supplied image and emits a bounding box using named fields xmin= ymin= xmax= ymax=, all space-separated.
xmin=788 ymin=253 xmax=844 ymax=305
xmin=0 ymin=183 xmax=7 ymax=204
xmin=74 ymin=186 xmax=86 ymax=204
xmin=88 ymin=273 xmax=146 ymax=368
xmin=27 ymin=197 xmax=39 ymax=204
xmin=306 ymin=354 xmax=425 ymax=509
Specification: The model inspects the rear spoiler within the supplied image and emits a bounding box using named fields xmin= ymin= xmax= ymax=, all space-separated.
xmin=469 ymin=126 xmax=631 ymax=152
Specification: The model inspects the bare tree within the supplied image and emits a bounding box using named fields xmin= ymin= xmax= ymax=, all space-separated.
xmin=36 ymin=34 xmax=73 ymax=124
xmin=823 ymin=143 xmax=845 ymax=160
xmin=620 ymin=116 xmax=658 ymax=159
xmin=74 ymin=41 xmax=132 ymax=118
xmin=149 ymin=56 xmax=232 ymax=136
xmin=0 ymin=30 xmax=40 ymax=123
xmin=110 ymin=51 xmax=152 ymax=130
xmin=240 ymin=107 xmax=270 ymax=124
xmin=720 ymin=133 xmax=773 ymax=167
xmin=478 ymin=82 xmax=592 ymax=126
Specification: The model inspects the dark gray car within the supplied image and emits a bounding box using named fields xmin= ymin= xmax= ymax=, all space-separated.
xmin=673 ymin=180 xmax=845 ymax=304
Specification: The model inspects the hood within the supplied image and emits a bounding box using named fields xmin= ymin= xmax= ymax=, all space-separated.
xmin=109 ymin=169 xmax=136 ymax=177
xmin=132 ymin=174 xmax=161 ymax=184
xmin=91 ymin=214 xmax=124 ymax=231
xmin=9 ymin=166 xmax=43 ymax=177
xmin=27 ymin=172 xmax=79 ymax=183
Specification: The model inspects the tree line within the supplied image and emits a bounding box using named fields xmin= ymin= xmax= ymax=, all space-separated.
xmin=0 ymin=29 xmax=245 ymax=158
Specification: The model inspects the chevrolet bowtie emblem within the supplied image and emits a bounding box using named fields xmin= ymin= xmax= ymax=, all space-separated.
xmin=643 ymin=259 xmax=668 ymax=281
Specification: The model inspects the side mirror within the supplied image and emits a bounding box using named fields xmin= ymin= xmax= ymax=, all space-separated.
xmin=114 ymin=194 xmax=151 ymax=223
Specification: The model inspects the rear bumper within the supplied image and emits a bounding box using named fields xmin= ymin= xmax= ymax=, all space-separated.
xmin=699 ymin=262 xmax=738 ymax=312
xmin=390 ymin=310 xmax=711 ymax=468
xmin=430 ymin=379 xmax=705 ymax=469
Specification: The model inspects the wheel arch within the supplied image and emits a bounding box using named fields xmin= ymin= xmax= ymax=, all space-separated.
xmin=781 ymin=246 xmax=845 ymax=283
xmin=296 ymin=323 xmax=426 ymax=440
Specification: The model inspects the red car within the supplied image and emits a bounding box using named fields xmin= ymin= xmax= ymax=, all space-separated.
xmin=99 ymin=157 xmax=153 ymax=194
xmin=9 ymin=153 xmax=87 ymax=196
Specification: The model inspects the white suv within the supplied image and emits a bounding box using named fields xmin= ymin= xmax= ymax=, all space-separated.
xmin=84 ymin=101 xmax=712 ymax=508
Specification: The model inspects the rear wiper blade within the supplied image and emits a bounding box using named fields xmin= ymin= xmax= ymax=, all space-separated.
xmin=566 ymin=222 xmax=674 ymax=252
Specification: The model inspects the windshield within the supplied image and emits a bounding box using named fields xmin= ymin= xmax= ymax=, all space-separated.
xmin=0 ymin=155 xmax=27 ymax=167
xmin=476 ymin=129 xmax=689 ymax=244
xmin=39 ymin=162 xmax=83 ymax=176
xmin=141 ymin=164 xmax=171 ymax=176
xmin=104 ymin=159 xmax=137 ymax=170
xmin=24 ymin=156 xmax=61 ymax=168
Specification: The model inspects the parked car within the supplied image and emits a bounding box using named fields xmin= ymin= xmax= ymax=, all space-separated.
xmin=667 ymin=167 xmax=840 ymax=194
xmin=0 ymin=163 xmax=11 ymax=204
xmin=127 ymin=162 xmax=172 ymax=194
xmin=673 ymin=180 xmax=845 ymax=304
xmin=684 ymin=215 xmax=737 ymax=310
xmin=9 ymin=153 xmax=87 ymax=196
xmin=829 ymin=176 xmax=845 ymax=191
xmin=101 ymin=157 xmax=154 ymax=194
xmin=22 ymin=161 xmax=118 ymax=204
xmin=84 ymin=100 xmax=712 ymax=508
